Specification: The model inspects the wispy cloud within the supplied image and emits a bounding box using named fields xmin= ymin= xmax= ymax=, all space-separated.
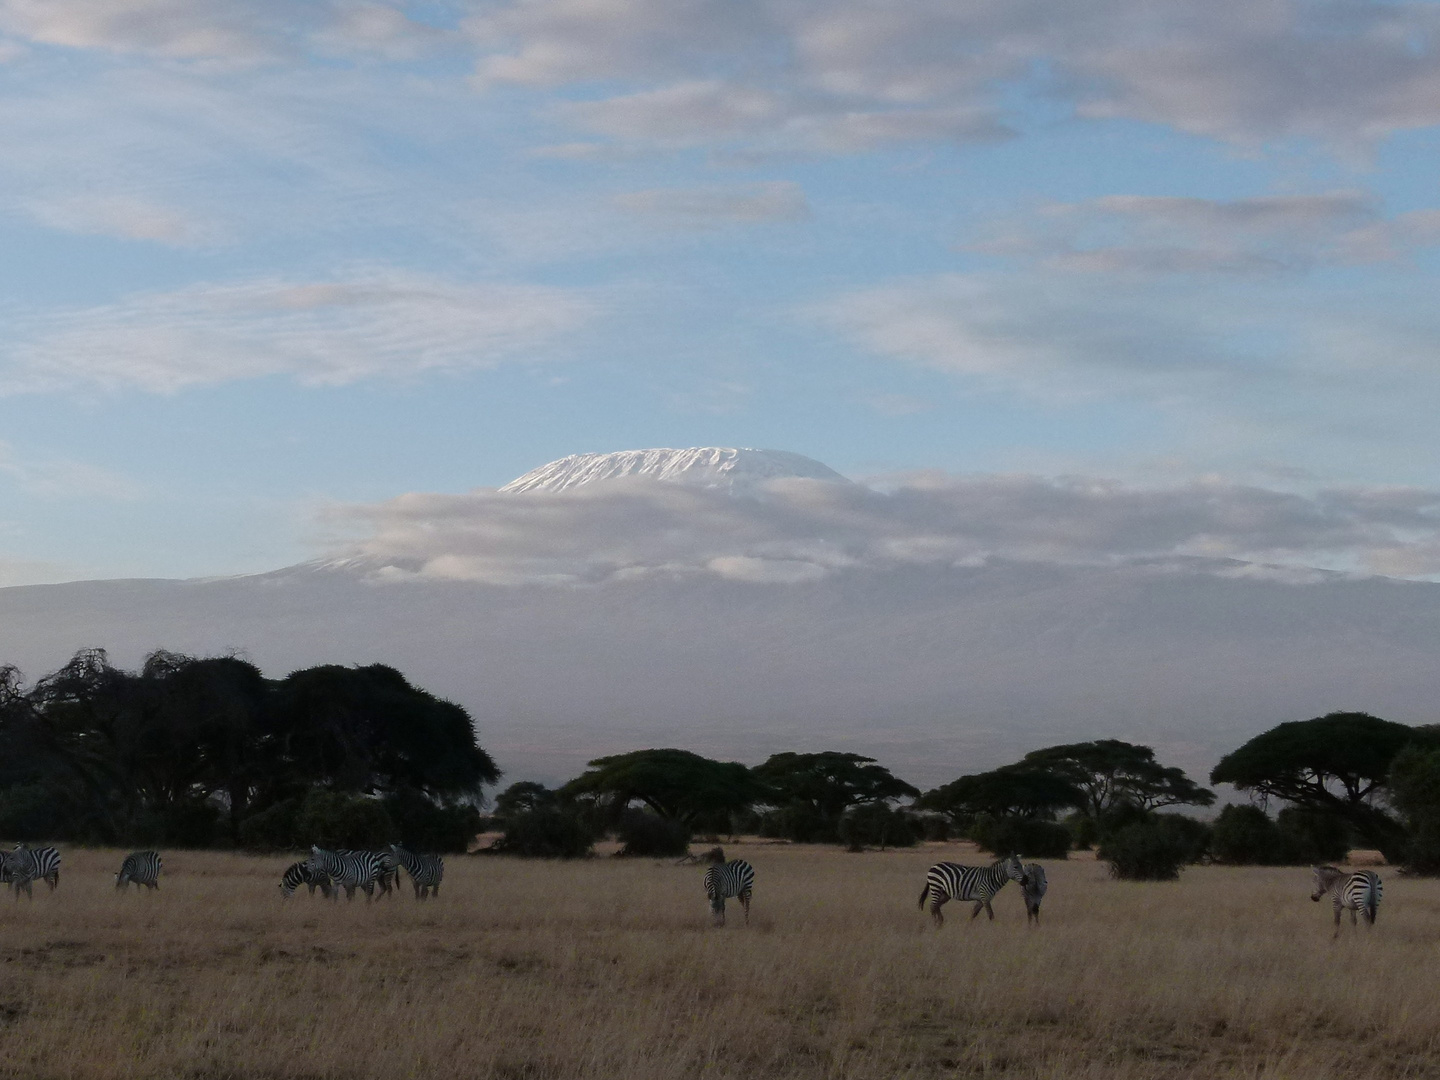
xmin=0 ymin=441 xmax=142 ymax=499
xmin=3 ymin=270 xmax=597 ymax=394
xmin=612 ymin=181 xmax=809 ymax=227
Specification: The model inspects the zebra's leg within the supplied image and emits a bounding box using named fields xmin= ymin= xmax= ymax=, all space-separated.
xmin=930 ymin=897 xmax=946 ymax=928
xmin=984 ymin=900 xmax=995 ymax=921
xmin=1333 ymin=899 xmax=1342 ymax=938
xmin=739 ymin=888 xmax=751 ymax=925
xmin=970 ymin=900 xmax=985 ymax=920
xmin=1350 ymin=906 xmax=1358 ymax=927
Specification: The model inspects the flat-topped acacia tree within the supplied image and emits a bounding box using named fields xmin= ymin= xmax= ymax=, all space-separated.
xmin=1210 ymin=711 xmax=1440 ymax=863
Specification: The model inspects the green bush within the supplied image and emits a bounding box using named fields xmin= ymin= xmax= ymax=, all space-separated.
xmin=837 ymin=804 xmax=919 ymax=851
xmin=1098 ymin=820 xmax=1186 ymax=880
xmin=917 ymin=814 xmax=951 ymax=842
xmin=491 ymin=808 xmax=594 ymax=858
xmin=1153 ymin=813 xmax=1212 ymax=864
xmin=294 ymin=790 xmax=398 ymax=849
xmin=1064 ymin=812 xmax=1099 ymax=850
xmin=972 ymin=815 xmax=1071 ymax=859
xmin=615 ymin=810 xmax=691 ymax=857
xmin=238 ymin=798 xmax=302 ymax=850
xmin=1210 ymin=805 xmax=1344 ymax=865
xmin=758 ymin=804 xmax=836 ymax=844
xmin=383 ymin=788 xmax=483 ymax=853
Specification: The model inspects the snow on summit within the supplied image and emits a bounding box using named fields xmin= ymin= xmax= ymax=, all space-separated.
xmin=499 ymin=447 xmax=849 ymax=495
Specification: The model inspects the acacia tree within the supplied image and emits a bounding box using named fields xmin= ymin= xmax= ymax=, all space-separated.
xmin=561 ymin=748 xmax=766 ymax=826
xmin=1021 ymin=740 xmax=1215 ymax=818
xmin=1210 ymin=712 xmax=1436 ymax=862
xmin=918 ymin=766 xmax=1084 ymax=824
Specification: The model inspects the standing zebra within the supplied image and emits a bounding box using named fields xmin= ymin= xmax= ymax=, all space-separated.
xmin=390 ymin=845 xmax=444 ymax=899
xmin=372 ymin=849 xmax=402 ymax=898
xmin=704 ymin=857 xmax=755 ymax=926
xmin=2 ymin=844 xmax=61 ymax=898
xmin=279 ymin=861 xmax=332 ymax=898
xmin=919 ymin=854 xmax=1027 ymax=926
xmin=1020 ymin=863 xmax=1047 ymax=925
xmin=115 ymin=851 xmax=162 ymax=891
xmin=1311 ymin=865 xmax=1382 ymax=938
xmin=305 ymin=846 xmax=383 ymax=901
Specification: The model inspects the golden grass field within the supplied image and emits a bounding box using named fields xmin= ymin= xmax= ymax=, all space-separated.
xmin=0 ymin=841 xmax=1437 ymax=1079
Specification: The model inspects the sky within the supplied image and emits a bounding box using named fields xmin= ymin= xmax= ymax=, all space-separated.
xmin=3 ymin=0 xmax=1440 ymax=585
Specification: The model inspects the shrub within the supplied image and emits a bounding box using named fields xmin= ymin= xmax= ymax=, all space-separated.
xmin=1154 ymin=813 xmax=1212 ymax=864
xmin=1099 ymin=820 xmax=1186 ymax=880
xmin=615 ymin=810 xmax=691 ymax=857
xmin=837 ymin=804 xmax=918 ymax=851
xmin=491 ymin=809 xmax=594 ymax=858
xmin=238 ymin=798 xmax=302 ymax=850
xmin=1210 ymin=804 xmax=1343 ymax=865
xmin=1403 ymin=820 xmax=1440 ymax=875
xmin=384 ymin=788 xmax=483 ymax=853
xmin=917 ymin=814 xmax=951 ymax=842
xmin=294 ymin=790 xmax=398 ymax=850
xmin=758 ymin=804 xmax=835 ymax=844
xmin=972 ymin=815 xmax=1071 ymax=859
xmin=1064 ymin=812 xmax=1099 ymax=850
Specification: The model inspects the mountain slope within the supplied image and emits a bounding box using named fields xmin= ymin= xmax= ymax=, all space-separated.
xmin=499 ymin=447 xmax=849 ymax=494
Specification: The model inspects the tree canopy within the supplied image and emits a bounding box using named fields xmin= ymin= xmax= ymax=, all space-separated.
xmin=0 ymin=648 xmax=499 ymax=847
xmin=1022 ymin=739 xmax=1215 ymax=817
xmin=1209 ymin=711 xmax=1436 ymax=860
xmin=919 ymin=766 xmax=1084 ymax=821
xmin=561 ymin=748 xmax=766 ymax=825
xmin=753 ymin=752 xmax=918 ymax=817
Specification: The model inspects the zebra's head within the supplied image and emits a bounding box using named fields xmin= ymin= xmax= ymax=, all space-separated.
xmin=1311 ymin=864 xmax=1344 ymax=901
xmin=1002 ymin=853 xmax=1028 ymax=887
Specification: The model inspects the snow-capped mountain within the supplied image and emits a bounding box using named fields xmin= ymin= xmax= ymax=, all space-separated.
xmin=499 ymin=447 xmax=849 ymax=494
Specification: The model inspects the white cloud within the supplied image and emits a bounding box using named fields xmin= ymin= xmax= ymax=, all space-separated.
xmin=969 ymin=192 xmax=1440 ymax=275
xmin=612 ymin=181 xmax=808 ymax=226
xmin=22 ymin=193 xmax=225 ymax=247
xmin=329 ymin=472 xmax=1440 ymax=587
xmin=0 ymin=441 xmax=142 ymax=500
xmin=2 ymin=270 xmax=597 ymax=394
xmin=0 ymin=0 xmax=283 ymax=62
xmin=466 ymin=0 xmax=1440 ymax=153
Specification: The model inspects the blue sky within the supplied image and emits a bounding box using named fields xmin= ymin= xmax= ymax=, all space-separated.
xmin=3 ymin=0 xmax=1440 ymax=583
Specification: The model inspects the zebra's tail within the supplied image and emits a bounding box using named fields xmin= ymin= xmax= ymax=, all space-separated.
xmin=1366 ymin=892 xmax=1379 ymax=925
xmin=918 ymin=883 xmax=929 ymax=910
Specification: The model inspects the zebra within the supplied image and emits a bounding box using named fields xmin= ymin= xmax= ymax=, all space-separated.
xmin=1020 ymin=863 xmax=1047 ymax=925
xmin=703 ymin=858 xmax=755 ymax=926
xmin=305 ymin=846 xmax=383 ymax=901
xmin=115 ymin=850 xmax=162 ymax=891
xmin=371 ymin=849 xmax=402 ymax=898
xmin=390 ymin=845 xmax=444 ymax=899
xmin=279 ymin=861 xmax=333 ymax=899
xmin=919 ymin=854 xmax=1028 ymax=926
xmin=2 ymin=844 xmax=61 ymax=899
xmin=1311 ymin=865 xmax=1382 ymax=938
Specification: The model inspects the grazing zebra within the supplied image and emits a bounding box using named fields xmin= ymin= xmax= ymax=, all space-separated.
xmin=279 ymin=861 xmax=333 ymax=899
xmin=919 ymin=854 xmax=1027 ymax=926
xmin=390 ymin=845 xmax=444 ymax=899
xmin=115 ymin=850 xmax=162 ymax=891
xmin=305 ymin=846 xmax=383 ymax=901
xmin=2 ymin=844 xmax=61 ymax=898
xmin=372 ymin=848 xmax=401 ymax=898
xmin=1311 ymin=865 xmax=1382 ymax=938
xmin=703 ymin=858 xmax=755 ymax=926
xmin=1020 ymin=863 xmax=1047 ymax=925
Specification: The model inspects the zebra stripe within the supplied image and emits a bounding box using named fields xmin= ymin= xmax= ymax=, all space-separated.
xmin=703 ymin=859 xmax=755 ymax=925
xmin=115 ymin=850 xmax=162 ymax=891
xmin=390 ymin=845 xmax=444 ymax=899
xmin=2 ymin=844 xmax=61 ymax=898
xmin=1311 ymin=865 xmax=1382 ymax=938
xmin=372 ymin=849 xmax=402 ymax=899
xmin=919 ymin=854 xmax=1027 ymax=926
xmin=279 ymin=861 xmax=332 ymax=898
xmin=305 ymin=846 xmax=383 ymax=901
xmin=1021 ymin=863 xmax=1047 ymax=925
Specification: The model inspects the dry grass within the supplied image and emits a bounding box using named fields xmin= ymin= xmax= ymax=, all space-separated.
xmin=1 ymin=842 xmax=1439 ymax=1079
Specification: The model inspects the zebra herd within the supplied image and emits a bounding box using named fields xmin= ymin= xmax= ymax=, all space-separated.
xmin=291 ymin=845 xmax=445 ymax=901
xmin=0 ymin=842 xmax=443 ymax=902
xmin=0 ymin=841 xmax=1393 ymax=939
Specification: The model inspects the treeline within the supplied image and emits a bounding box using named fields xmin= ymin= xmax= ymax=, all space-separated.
xmin=0 ymin=649 xmax=499 ymax=852
xmin=491 ymin=713 xmax=1440 ymax=879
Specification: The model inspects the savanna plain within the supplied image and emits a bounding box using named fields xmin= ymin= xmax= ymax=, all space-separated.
xmin=1 ymin=842 xmax=1437 ymax=1080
